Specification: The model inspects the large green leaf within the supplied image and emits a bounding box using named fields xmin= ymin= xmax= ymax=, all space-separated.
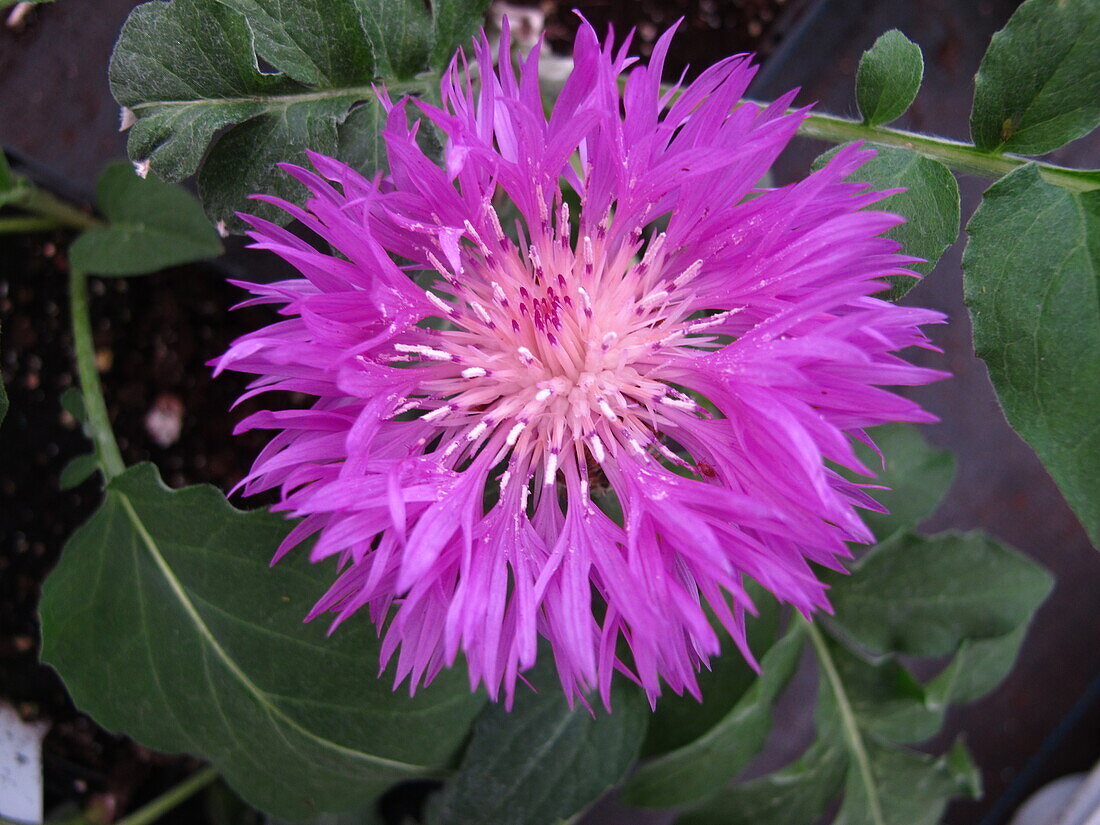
xmin=428 ymin=663 xmax=648 ymax=825
xmin=69 ymin=162 xmax=223 ymax=276
xmin=970 ymin=0 xmax=1100 ymax=155
xmin=827 ymin=530 xmax=1053 ymax=657
xmin=856 ymin=30 xmax=923 ymax=127
xmin=815 ymin=144 xmax=959 ymax=301
xmin=110 ymin=0 xmax=488 ymax=228
xmin=621 ymin=626 xmax=803 ymax=808
xmin=40 ymin=463 xmax=484 ymax=820
xmin=963 ymin=164 xmax=1100 ymax=547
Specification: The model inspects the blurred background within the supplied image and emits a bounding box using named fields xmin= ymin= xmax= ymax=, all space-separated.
xmin=1 ymin=1 xmax=1097 ymax=824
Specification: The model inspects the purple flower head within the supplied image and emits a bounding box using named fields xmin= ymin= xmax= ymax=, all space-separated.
xmin=216 ymin=19 xmax=947 ymax=708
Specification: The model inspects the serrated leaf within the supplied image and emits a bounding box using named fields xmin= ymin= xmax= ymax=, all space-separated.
xmin=833 ymin=739 xmax=980 ymax=825
xmin=674 ymin=739 xmax=847 ymax=825
xmin=59 ymin=454 xmax=99 ymax=490
xmin=926 ymin=623 xmax=1029 ymax=707
xmin=856 ymin=30 xmax=923 ymax=127
xmin=963 ymin=164 xmax=1100 ymax=547
xmin=69 ymin=162 xmax=223 ymax=276
xmin=622 ymin=626 xmax=803 ymax=808
xmin=970 ymin=0 xmax=1100 ymax=155
xmin=39 ymin=463 xmax=484 ymax=820
xmin=641 ymin=583 xmax=780 ymax=757
xmin=815 ymin=144 xmax=960 ymax=300
xmin=110 ymin=0 xmax=488 ymax=229
xmin=428 ymin=663 xmax=648 ymax=825
xmin=827 ymin=530 xmax=1053 ymax=657
xmin=852 ymin=424 xmax=955 ymax=541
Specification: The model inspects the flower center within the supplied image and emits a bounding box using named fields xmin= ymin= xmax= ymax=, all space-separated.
xmin=388 ymin=204 xmax=723 ymax=479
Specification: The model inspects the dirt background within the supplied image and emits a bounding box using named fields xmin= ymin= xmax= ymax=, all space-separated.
xmin=1 ymin=1 xmax=1097 ymax=824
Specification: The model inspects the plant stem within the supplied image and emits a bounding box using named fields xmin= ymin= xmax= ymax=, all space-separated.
xmin=0 ymin=216 xmax=63 ymax=233
xmin=789 ymin=109 xmax=1099 ymax=193
xmin=111 ymin=766 xmax=219 ymax=825
xmin=16 ymin=186 xmax=100 ymax=230
xmin=801 ymin=615 xmax=885 ymax=825
xmin=69 ymin=268 xmax=125 ymax=480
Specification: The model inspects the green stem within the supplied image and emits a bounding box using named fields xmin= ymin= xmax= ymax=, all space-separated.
xmin=801 ymin=616 xmax=885 ymax=825
xmin=789 ymin=109 xmax=1099 ymax=192
xmin=69 ymin=268 xmax=125 ymax=480
xmin=112 ymin=766 xmax=219 ymax=825
xmin=0 ymin=216 xmax=64 ymax=233
xmin=15 ymin=186 xmax=100 ymax=230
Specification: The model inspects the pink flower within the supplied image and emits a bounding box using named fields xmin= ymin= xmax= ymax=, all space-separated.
xmin=216 ymin=20 xmax=946 ymax=707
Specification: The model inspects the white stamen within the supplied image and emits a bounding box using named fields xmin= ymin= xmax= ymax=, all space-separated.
xmin=660 ymin=394 xmax=699 ymax=411
xmin=467 ymin=420 xmax=490 ymax=441
xmin=601 ymin=331 xmax=618 ymax=349
xmin=517 ymin=346 xmax=537 ymax=365
xmin=577 ymin=287 xmax=593 ymax=315
xmin=470 ymin=301 xmax=493 ymax=325
xmin=425 ymin=290 xmax=455 ymax=315
xmin=506 ymin=421 xmax=527 ymax=445
xmin=543 ymin=451 xmax=559 ymax=485
xmin=588 ymin=434 xmax=606 ymax=462
xmin=461 ymin=366 xmax=488 ymax=379
xmin=492 ymin=281 xmax=507 ymax=302
xmin=641 ymin=232 xmax=666 ymax=266
xmin=422 ymin=405 xmax=453 ymax=422
xmin=395 ymin=343 xmax=453 ymax=361
xmin=597 ymin=398 xmax=618 ymax=420
xmin=535 ymin=388 xmax=553 ymax=402
xmin=673 ymin=259 xmax=705 ymax=287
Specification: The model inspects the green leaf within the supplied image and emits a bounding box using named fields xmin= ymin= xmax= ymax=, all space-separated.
xmin=674 ymin=739 xmax=847 ymax=825
xmin=926 ymin=623 xmax=1029 ymax=707
xmin=970 ymin=0 xmax=1100 ymax=155
xmin=69 ymin=162 xmax=223 ymax=276
xmin=641 ymin=583 xmax=780 ymax=757
xmin=827 ymin=530 xmax=1054 ymax=657
xmin=856 ymin=30 xmax=924 ymax=127
xmin=963 ymin=164 xmax=1100 ymax=547
xmin=833 ymin=739 xmax=980 ymax=825
xmin=851 ymin=424 xmax=955 ymax=541
xmin=39 ymin=463 xmax=484 ymax=820
xmin=0 ymin=150 xmax=14 ymax=193
xmin=621 ymin=626 xmax=804 ymax=808
xmin=815 ymin=144 xmax=960 ymax=301
xmin=110 ymin=0 xmax=488 ymax=228
xmin=827 ymin=641 xmax=940 ymax=745
xmin=59 ymin=454 xmax=99 ymax=490
xmin=428 ymin=663 xmax=648 ymax=825
xmin=59 ymin=386 xmax=87 ymax=425
xmin=430 ymin=0 xmax=486 ymax=68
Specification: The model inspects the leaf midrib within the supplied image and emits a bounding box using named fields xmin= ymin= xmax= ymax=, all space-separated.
xmin=128 ymin=78 xmax=427 ymax=113
xmin=115 ymin=490 xmax=428 ymax=775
